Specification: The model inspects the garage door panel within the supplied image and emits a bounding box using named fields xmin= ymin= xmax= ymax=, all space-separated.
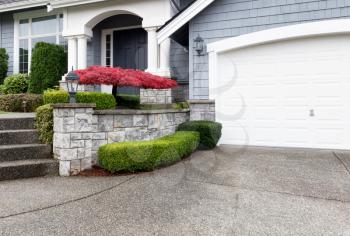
xmin=214 ymin=34 xmax=350 ymax=150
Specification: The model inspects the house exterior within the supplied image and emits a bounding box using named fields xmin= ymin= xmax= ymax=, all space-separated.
xmin=1 ymin=0 xmax=350 ymax=150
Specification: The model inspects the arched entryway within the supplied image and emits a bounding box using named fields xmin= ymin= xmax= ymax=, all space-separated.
xmin=90 ymin=14 xmax=148 ymax=94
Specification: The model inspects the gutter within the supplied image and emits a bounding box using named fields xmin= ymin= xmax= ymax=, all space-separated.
xmin=0 ymin=0 xmax=108 ymax=13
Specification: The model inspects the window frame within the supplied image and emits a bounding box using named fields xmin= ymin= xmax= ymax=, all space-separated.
xmin=13 ymin=9 xmax=65 ymax=74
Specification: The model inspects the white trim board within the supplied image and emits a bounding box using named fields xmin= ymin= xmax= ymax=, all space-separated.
xmin=157 ymin=0 xmax=214 ymax=44
xmin=0 ymin=0 xmax=108 ymax=13
xmin=207 ymin=19 xmax=350 ymax=53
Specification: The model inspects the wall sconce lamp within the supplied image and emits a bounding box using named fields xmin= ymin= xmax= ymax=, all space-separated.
xmin=65 ymin=67 xmax=80 ymax=103
xmin=194 ymin=35 xmax=205 ymax=56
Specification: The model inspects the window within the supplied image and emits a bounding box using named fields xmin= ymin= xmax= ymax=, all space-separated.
xmin=17 ymin=14 xmax=65 ymax=73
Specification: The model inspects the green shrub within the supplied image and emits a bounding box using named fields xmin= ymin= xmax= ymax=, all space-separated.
xmin=116 ymin=94 xmax=140 ymax=109
xmin=0 ymin=93 xmax=43 ymax=112
xmin=76 ymin=92 xmax=116 ymax=110
xmin=172 ymin=101 xmax=189 ymax=110
xmin=43 ymin=89 xmax=69 ymax=104
xmin=35 ymin=104 xmax=53 ymax=144
xmin=1 ymin=74 xmax=28 ymax=94
xmin=177 ymin=120 xmax=222 ymax=150
xmin=0 ymin=48 xmax=9 ymax=84
xmin=98 ymin=131 xmax=200 ymax=173
xmin=28 ymin=42 xmax=67 ymax=94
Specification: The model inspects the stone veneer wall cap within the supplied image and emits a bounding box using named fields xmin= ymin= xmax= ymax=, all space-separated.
xmin=53 ymin=103 xmax=97 ymax=108
xmin=93 ymin=109 xmax=190 ymax=115
xmin=187 ymin=99 xmax=215 ymax=104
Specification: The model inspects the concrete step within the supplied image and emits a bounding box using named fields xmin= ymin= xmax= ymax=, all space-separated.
xmin=0 ymin=129 xmax=39 ymax=145
xmin=0 ymin=144 xmax=52 ymax=162
xmin=0 ymin=159 xmax=58 ymax=181
xmin=0 ymin=117 xmax=35 ymax=130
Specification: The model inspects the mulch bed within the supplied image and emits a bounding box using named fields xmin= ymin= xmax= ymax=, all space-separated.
xmin=78 ymin=166 xmax=136 ymax=177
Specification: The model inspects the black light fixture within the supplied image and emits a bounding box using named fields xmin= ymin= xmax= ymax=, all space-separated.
xmin=194 ymin=35 xmax=205 ymax=56
xmin=65 ymin=67 xmax=79 ymax=103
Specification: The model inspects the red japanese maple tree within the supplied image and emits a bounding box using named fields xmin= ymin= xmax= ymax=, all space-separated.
xmin=75 ymin=66 xmax=177 ymax=89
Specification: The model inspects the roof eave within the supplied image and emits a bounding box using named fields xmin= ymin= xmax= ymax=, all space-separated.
xmin=0 ymin=0 xmax=108 ymax=13
xmin=157 ymin=0 xmax=214 ymax=44
xmin=0 ymin=0 xmax=47 ymax=13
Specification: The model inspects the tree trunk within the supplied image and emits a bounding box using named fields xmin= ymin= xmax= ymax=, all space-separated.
xmin=112 ymin=85 xmax=118 ymax=102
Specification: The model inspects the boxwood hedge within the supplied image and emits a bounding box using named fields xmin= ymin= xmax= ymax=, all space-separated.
xmin=98 ymin=131 xmax=200 ymax=173
xmin=35 ymin=104 xmax=53 ymax=144
xmin=43 ymin=89 xmax=69 ymax=104
xmin=177 ymin=120 xmax=222 ymax=150
xmin=76 ymin=92 xmax=116 ymax=110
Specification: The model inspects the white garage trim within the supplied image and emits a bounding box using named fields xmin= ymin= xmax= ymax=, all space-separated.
xmin=207 ymin=19 xmax=350 ymax=54
xmin=208 ymin=19 xmax=350 ymax=100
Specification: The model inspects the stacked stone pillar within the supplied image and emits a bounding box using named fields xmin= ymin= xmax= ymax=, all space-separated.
xmin=53 ymin=104 xmax=96 ymax=176
xmin=188 ymin=100 xmax=216 ymax=121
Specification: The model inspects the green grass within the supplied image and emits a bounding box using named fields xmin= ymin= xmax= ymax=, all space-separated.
xmin=0 ymin=111 xmax=8 ymax=114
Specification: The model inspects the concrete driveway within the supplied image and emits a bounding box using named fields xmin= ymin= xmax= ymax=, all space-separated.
xmin=0 ymin=146 xmax=349 ymax=235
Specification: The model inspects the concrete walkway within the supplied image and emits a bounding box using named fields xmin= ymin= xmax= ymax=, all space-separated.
xmin=0 ymin=146 xmax=349 ymax=235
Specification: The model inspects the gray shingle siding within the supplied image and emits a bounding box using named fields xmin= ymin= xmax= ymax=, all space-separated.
xmin=189 ymin=0 xmax=350 ymax=99
xmin=170 ymin=39 xmax=189 ymax=83
xmin=0 ymin=12 xmax=13 ymax=75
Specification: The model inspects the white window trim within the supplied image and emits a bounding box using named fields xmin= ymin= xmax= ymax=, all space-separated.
xmin=13 ymin=9 xmax=63 ymax=74
xmin=100 ymin=25 xmax=142 ymax=67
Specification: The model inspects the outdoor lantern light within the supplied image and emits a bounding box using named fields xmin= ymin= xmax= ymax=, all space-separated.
xmin=65 ymin=67 xmax=80 ymax=103
xmin=194 ymin=35 xmax=205 ymax=56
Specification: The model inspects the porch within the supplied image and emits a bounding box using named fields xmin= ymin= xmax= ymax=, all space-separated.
xmin=62 ymin=0 xmax=173 ymax=77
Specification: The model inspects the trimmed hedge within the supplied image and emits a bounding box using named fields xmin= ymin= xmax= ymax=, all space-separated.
xmin=99 ymin=131 xmax=200 ymax=173
xmin=177 ymin=120 xmax=222 ymax=150
xmin=35 ymin=104 xmax=53 ymax=144
xmin=116 ymin=94 xmax=140 ymax=109
xmin=172 ymin=101 xmax=189 ymax=110
xmin=1 ymin=74 xmax=28 ymax=94
xmin=0 ymin=93 xmax=43 ymax=112
xmin=43 ymin=89 xmax=69 ymax=104
xmin=76 ymin=92 xmax=116 ymax=110
xmin=29 ymin=42 xmax=67 ymax=94
xmin=0 ymin=48 xmax=9 ymax=84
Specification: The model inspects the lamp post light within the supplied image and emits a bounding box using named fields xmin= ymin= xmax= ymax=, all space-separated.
xmin=65 ymin=68 xmax=80 ymax=103
xmin=194 ymin=35 xmax=205 ymax=56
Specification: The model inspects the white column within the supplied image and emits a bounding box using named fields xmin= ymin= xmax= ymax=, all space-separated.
xmin=145 ymin=27 xmax=158 ymax=73
xmin=77 ymin=35 xmax=88 ymax=69
xmin=158 ymin=38 xmax=171 ymax=77
xmin=67 ymin=37 xmax=77 ymax=71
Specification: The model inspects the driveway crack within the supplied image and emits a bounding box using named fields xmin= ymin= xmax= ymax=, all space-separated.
xmin=0 ymin=176 xmax=136 ymax=220
xmin=333 ymin=151 xmax=350 ymax=176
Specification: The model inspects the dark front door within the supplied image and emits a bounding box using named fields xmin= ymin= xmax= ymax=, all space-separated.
xmin=113 ymin=28 xmax=147 ymax=95
xmin=113 ymin=28 xmax=148 ymax=70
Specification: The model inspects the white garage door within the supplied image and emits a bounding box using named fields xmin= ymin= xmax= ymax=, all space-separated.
xmin=212 ymin=34 xmax=350 ymax=150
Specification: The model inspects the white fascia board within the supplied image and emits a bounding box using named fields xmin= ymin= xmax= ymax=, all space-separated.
xmin=207 ymin=19 xmax=350 ymax=53
xmin=157 ymin=0 xmax=214 ymax=44
xmin=0 ymin=0 xmax=47 ymax=13
xmin=50 ymin=0 xmax=108 ymax=9
xmin=0 ymin=0 xmax=107 ymax=13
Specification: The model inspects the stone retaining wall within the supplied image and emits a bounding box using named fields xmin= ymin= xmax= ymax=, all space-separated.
xmin=53 ymin=104 xmax=189 ymax=176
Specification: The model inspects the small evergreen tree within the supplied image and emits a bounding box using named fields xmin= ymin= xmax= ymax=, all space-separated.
xmin=0 ymin=48 xmax=9 ymax=84
xmin=28 ymin=42 xmax=67 ymax=94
